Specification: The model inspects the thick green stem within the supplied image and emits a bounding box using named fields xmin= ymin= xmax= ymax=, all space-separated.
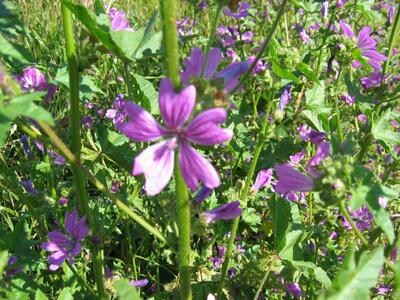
xmin=382 ymin=4 xmax=400 ymax=79
xmin=160 ymin=0 xmax=181 ymax=88
xmin=61 ymin=5 xmax=105 ymax=297
xmin=160 ymin=0 xmax=191 ymax=298
xmin=174 ymin=154 xmax=192 ymax=300
xmin=218 ymin=101 xmax=273 ymax=297
xmin=229 ymin=0 xmax=289 ymax=95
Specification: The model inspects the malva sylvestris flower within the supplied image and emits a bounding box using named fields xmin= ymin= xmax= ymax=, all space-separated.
xmin=274 ymin=164 xmax=314 ymax=194
xmin=41 ymin=210 xmax=89 ymax=271
xmin=200 ymin=201 xmax=242 ymax=224
xmin=117 ymin=78 xmax=233 ymax=196
xmin=16 ymin=67 xmax=48 ymax=91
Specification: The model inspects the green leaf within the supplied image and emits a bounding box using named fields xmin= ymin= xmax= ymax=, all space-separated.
xmin=57 ymin=288 xmax=73 ymax=300
xmin=288 ymin=260 xmax=332 ymax=288
xmin=271 ymin=60 xmax=300 ymax=84
xmin=302 ymin=109 xmax=324 ymax=132
xmin=297 ymin=62 xmax=320 ymax=83
xmin=351 ymin=184 xmax=396 ymax=243
xmin=0 ymin=32 xmax=33 ymax=63
xmin=305 ymin=82 xmax=330 ymax=115
xmin=110 ymin=29 xmax=144 ymax=60
xmin=35 ymin=290 xmax=49 ymax=300
xmin=113 ymin=279 xmax=141 ymax=300
xmin=131 ymin=74 xmax=159 ymax=114
xmin=278 ymin=230 xmax=303 ymax=260
xmin=322 ymin=247 xmax=384 ymax=300
xmin=372 ymin=110 xmax=400 ymax=146
xmin=0 ymin=250 xmax=8 ymax=280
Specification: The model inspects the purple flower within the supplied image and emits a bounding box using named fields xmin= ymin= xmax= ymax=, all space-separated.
xmin=246 ymin=55 xmax=268 ymax=74
xmin=342 ymin=205 xmax=373 ymax=232
xmin=21 ymin=135 xmax=33 ymax=158
xmin=19 ymin=179 xmax=39 ymax=195
xmin=181 ymin=48 xmax=249 ymax=94
xmin=289 ymin=150 xmax=306 ymax=165
xmin=177 ymin=17 xmax=195 ymax=37
xmin=129 ymin=278 xmax=149 ymax=287
xmin=309 ymin=130 xmax=326 ymax=144
xmin=360 ymin=72 xmax=384 ymax=90
xmin=6 ymin=256 xmax=22 ymax=277
xmin=376 ymin=284 xmax=390 ymax=295
xmin=274 ymin=164 xmax=314 ymax=194
xmin=321 ymin=1 xmax=329 ymax=21
xmin=200 ymin=201 xmax=242 ymax=224
xmin=106 ymin=94 xmax=127 ymax=125
xmin=329 ymin=231 xmax=338 ymax=240
xmin=285 ymin=283 xmax=302 ymax=298
xmin=8 ymin=255 xmax=17 ymax=266
xmin=378 ymin=196 xmax=388 ymax=208
xmin=307 ymin=142 xmax=331 ymax=176
xmin=41 ymin=210 xmax=89 ymax=271
xmin=228 ymin=268 xmax=236 ymax=278
xmin=339 ymin=20 xmax=386 ymax=70
xmin=357 ymin=114 xmax=368 ymax=124
xmin=193 ymin=186 xmax=213 ymax=205
xmin=299 ymin=28 xmax=310 ymax=44
xmin=82 ymin=116 xmax=94 ymax=129
xmin=251 ymin=169 xmax=273 ymax=192
xmin=117 ymin=78 xmax=232 ymax=196
xmin=108 ymin=8 xmax=134 ymax=31
xmin=17 ymin=67 xmax=48 ymax=91
xmin=45 ymin=84 xmax=58 ymax=103
xmin=198 ymin=0 xmax=207 ymax=10
xmin=59 ymin=197 xmax=68 ymax=206
xmin=341 ymin=92 xmax=355 ymax=105
xmin=34 ymin=140 xmax=66 ymax=166
xmin=111 ymin=180 xmax=121 ymax=193
xmin=298 ymin=124 xmax=311 ymax=141
xmin=224 ymin=2 xmax=251 ymax=19
xmin=278 ymin=85 xmax=292 ymax=111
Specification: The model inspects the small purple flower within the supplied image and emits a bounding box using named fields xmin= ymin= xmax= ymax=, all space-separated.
xmin=129 ymin=278 xmax=149 ymax=288
xmin=289 ymin=150 xmax=306 ymax=165
xmin=177 ymin=17 xmax=195 ymax=37
xmin=41 ymin=210 xmax=89 ymax=271
xmin=224 ymin=2 xmax=251 ymax=19
xmin=342 ymin=205 xmax=373 ymax=232
xmin=111 ymin=180 xmax=121 ymax=193
xmin=19 ymin=180 xmax=39 ymax=195
xmin=285 ymin=282 xmax=302 ymax=298
xmin=246 ymin=56 xmax=269 ymax=74
xmin=341 ymin=93 xmax=355 ymax=105
xmin=357 ymin=114 xmax=368 ymax=124
xmin=298 ymin=124 xmax=311 ymax=141
xmin=82 ymin=116 xmax=94 ymax=129
xmin=193 ymin=186 xmax=213 ymax=205
xmin=299 ymin=28 xmax=310 ymax=44
xmin=21 ymin=135 xmax=33 ymax=158
xmin=59 ymin=197 xmax=68 ymax=206
xmin=274 ymin=164 xmax=314 ymax=194
xmin=198 ymin=0 xmax=207 ymax=10
xmin=8 ymin=256 xmax=17 ymax=266
xmin=321 ymin=1 xmax=329 ymax=21
xmin=309 ymin=130 xmax=326 ymax=144
xmin=228 ymin=268 xmax=236 ymax=278
xmin=376 ymin=284 xmax=390 ymax=295
xmin=6 ymin=256 xmax=22 ymax=277
xmin=378 ymin=196 xmax=388 ymax=208
xmin=307 ymin=142 xmax=331 ymax=176
xmin=108 ymin=8 xmax=134 ymax=31
xmin=329 ymin=231 xmax=338 ymax=240
xmin=106 ymin=94 xmax=127 ymax=125
xmin=17 ymin=67 xmax=48 ymax=91
xmin=45 ymin=84 xmax=58 ymax=103
xmin=339 ymin=20 xmax=387 ymax=70
xmin=200 ymin=201 xmax=242 ymax=224
xmin=181 ymin=48 xmax=249 ymax=94
xmin=34 ymin=140 xmax=66 ymax=166
xmin=251 ymin=169 xmax=273 ymax=192
xmin=117 ymin=78 xmax=233 ymax=195
xmin=278 ymin=84 xmax=292 ymax=112
xmin=360 ymin=72 xmax=385 ymax=90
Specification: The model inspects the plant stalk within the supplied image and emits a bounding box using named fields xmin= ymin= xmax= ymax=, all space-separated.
xmin=61 ymin=4 xmax=105 ymax=297
xmin=218 ymin=100 xmax=273 ymax=297
xmin=382 ymin=4 xmax=400 ymax=79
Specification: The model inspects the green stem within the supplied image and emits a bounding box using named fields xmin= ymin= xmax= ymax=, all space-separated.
xmin=253 ymin=265 xmax=271 ymax=300
xmin=160 ymin=0 xmax=192 ymax=298
xmin=67 ymin=262 xmax=96 ymax=296
xmin=382 ymin=4 xmax=400 ymax=79
xmin=218 ymin=100 xmax=273 ymax=298
xmin=61 ymin=4 xmax=106 ymax=298
xmin=174 ymin=154 xmax=192 ymax=300
xmin=34 ymin=121 xmax=167 ymax=244
xmin=201 ymin=4 xmax=223 ymax=76
xmin=339 ymin=200 xmax=368 ymax=246
xmin=123 ymin=61 xmax=134 ymax=100
xmin=229 ymin=0 xmax=289 ymax=95
xmin=334 ymin=68 xmax=343 ymax=143
xmin=315 ymin=6 xmax=336 ymax=75
xmin=160 ymin=0 xmax=181 ymax=88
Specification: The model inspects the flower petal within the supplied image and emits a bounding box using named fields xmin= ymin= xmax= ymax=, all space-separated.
xmin=201 ymin=201 xmax=242 ymax=223
xmin=274 ymin=164 xmax=314 ymax=194
xmin=65 ymin=210 xmax=78 ymax=237
xmin=204 ymin=48 xmax=223 ymax=79
xmin=179 ymin=142 xmax=220 ymax=191
xmin=184 ymin=108 xmax=233 ymax=145
xmin=48 ymin=251 xmax=68 ymax=270
xmin=339 ymin=20 xmax=355 ymax=38
xmin=357 ymin=26 xmax=376 ymax=50
xmin=117 ymin=101 xmax=167 ymax=142
xmin=159 ymin=78 xmax=196 ymax=130
xmin=133 ymin=140 xmax=176 ymax=195
xmin=181 ymin=48 xmax=205 ymax=85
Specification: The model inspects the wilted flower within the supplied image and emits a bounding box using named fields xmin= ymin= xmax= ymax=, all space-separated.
xmin=17 ymin=67 xmax=48 ymax=91
xmin=200 ymin=201 xmax=242 ymax=223
xmin=129 ymin=278 xmax=149 ymax=287
xmin=339 ymin=20 xmax=387 ymax=70
xmin=41 ymin=210 xmax=89 ymax=271
xmin=274 ymin=164 xmax=314 ymax=194
xmin=117 ymin=78 xmax=232 ymax=195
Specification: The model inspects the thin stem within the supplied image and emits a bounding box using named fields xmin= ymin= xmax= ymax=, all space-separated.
xmin=218 ymin=100 xmax=274 ymax=297
xmin=201 ymin=4 xmax=223 ymax=76
xmin=67 ymin=262 xmax=96 ymax=296
xmin=160 ymin=0 xmax=181 ymax=88
xmin=123 ymin=61 xmax=135 ymax=100
xmin=382 ymin=4 xmax=400 ymax=79
xmin=35 ymin=121 xmax=167 ymax=244
xmin=229 ymin=0 xmax=289 ymax=95
xmin=174 ymin=154 xmax=192 ymax=300
xmin=334 ymin=68 xmax=343 ymax=143
xmin=61 ymin=4 xmax=106 ymax=298
xmin=253 ymin=266 xmax=271 ymax=300
xmin=339 ymin=200 xmax=368 ymax=246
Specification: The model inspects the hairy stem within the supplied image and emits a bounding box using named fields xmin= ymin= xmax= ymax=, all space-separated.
xmin=61 ymin=4 xmax=106 ymax=298
xmin=382 ymin=4 xmax=400 ymax=79
xmin=160 ymin=1 xmax=191 ymax=298
xmin=218 ymin=100 xmax=273 ymax=297
xmin=229 ymin=0 xmax=289 ymax=95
